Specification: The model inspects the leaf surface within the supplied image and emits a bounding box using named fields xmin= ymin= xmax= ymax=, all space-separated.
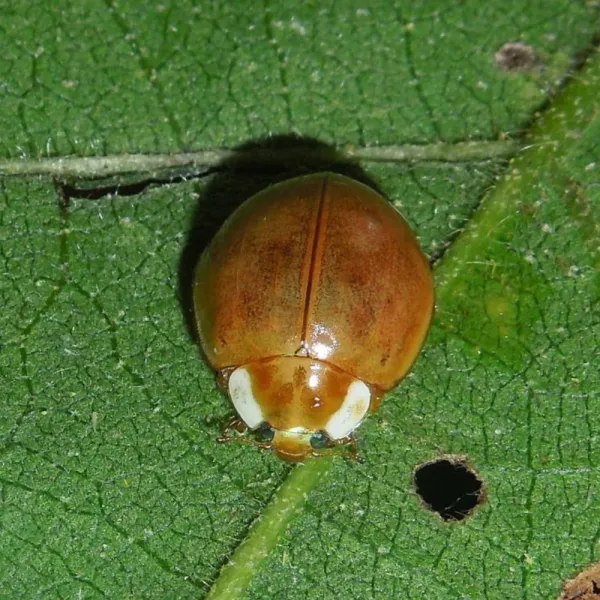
xmin=0 ymin=2 xmax=599 ymax=599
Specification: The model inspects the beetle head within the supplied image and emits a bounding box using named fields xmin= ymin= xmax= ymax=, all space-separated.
xmin=220 ymin=356 xmax=374 ymax=462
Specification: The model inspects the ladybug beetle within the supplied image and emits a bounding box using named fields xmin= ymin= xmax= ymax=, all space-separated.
xmin=193 ymin=172 xmax=433 ymax=461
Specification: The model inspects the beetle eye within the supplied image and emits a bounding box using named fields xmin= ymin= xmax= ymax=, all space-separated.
xmin=254 ymin=424 xmax=275 ymax=443
xmin=310 ymin=431 xmax=332 ymax=449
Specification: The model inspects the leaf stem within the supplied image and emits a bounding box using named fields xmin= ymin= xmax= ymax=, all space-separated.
xmin=205 ymin=458 xmax=333 ymax=600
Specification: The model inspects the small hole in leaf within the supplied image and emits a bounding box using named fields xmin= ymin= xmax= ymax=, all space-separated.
xmin=413 ymin=458 xmax=484 ymax=521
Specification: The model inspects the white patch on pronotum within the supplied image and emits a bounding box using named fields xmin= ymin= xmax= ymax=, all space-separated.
xmin=228 ymin=367 xmax=264 ymax=429
xmin=325 ymin=380 xmax=370 ymax=440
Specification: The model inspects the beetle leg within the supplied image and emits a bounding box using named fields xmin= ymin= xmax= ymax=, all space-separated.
xmin=216 ymin=367 xmax=236 ymax=394
xmin=216 ymin=418 xmax=248 ymax=443
xmin=309 ymin=435 xmax=363 ymax=463
xmin=339 ymin=435 xmax=364 ymax=463
xmin=216 ymin=419 xmax=274 ymax=451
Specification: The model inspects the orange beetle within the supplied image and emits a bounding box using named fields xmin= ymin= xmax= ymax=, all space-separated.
xmin=193 ymin=172 xmax=433 ymax=461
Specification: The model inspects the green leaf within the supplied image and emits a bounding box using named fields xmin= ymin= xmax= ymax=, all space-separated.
xmin=1 ymin=3 xmax=599 ymax=600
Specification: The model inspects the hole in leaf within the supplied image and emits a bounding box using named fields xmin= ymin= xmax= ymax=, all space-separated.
xmin=413 ymin=457 xmax=484 ymax=521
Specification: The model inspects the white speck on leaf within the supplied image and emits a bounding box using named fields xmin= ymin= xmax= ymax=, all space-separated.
xmin=289 ymin=18 xmax=306 ymax=35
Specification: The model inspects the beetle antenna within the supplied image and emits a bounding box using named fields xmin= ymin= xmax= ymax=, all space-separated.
xmin=216 ymin=434 xmax=272 ymax=450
